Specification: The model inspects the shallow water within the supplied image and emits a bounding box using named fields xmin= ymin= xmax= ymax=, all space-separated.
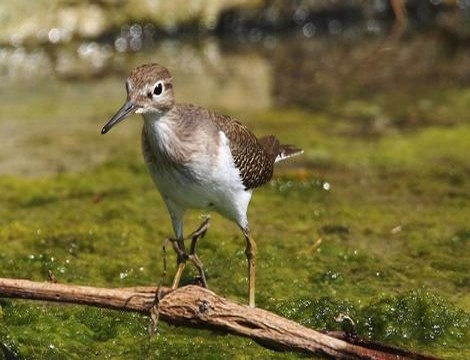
xmin=0 ymin=30 xmax=469 ymax=359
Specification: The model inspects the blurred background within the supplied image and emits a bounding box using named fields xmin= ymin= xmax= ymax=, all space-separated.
xmin=0 ymin=0 xmax=468 ymax=174
xmin=0 ymin=1 xmax=469 ymax=359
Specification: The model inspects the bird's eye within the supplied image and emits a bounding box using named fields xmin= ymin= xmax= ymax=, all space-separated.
xmin=153 ymin=82 xmax=163 ymax=96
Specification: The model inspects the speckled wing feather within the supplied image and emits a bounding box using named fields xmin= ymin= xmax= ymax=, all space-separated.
xmin=210 ymin=113 xmax=276 ymax=190
xmin=258 ymin=136 xmax=280 ymax=160
xmin=174 ymin=104 xmax=302 ymax=190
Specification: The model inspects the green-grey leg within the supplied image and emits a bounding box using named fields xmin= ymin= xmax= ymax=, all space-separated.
xmin=170 ymin=217 xmax=210 ymax=289
xmin=188 ymin=217 xmax=210 ymax=288
xmin=242 ymin=227 xmax=257 ymax=308
xmin=171 ymin=238 xmax=187 ymax=289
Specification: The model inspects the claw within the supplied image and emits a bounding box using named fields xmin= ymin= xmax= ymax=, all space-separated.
xmin=166 ymin=217 xmax=211 ymax=289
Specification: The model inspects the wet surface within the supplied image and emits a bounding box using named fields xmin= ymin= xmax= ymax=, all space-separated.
xmin=0 ymin=12 xmax=469 ymax=360
xmin=0 ymin=30 xmax=468 ymax=176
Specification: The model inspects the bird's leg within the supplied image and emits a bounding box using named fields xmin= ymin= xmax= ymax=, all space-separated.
xmin=171 ymin=238 xmax=187 ymax=289
xmin=168 ymin=217 xmax=210 ymax=289
xmin=187 ymin=217 xmax=210 ymax=288
xmin=242 ymin=227 xmax=257 ymax=308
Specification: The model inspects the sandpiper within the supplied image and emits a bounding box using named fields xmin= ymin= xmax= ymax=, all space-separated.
xmin=101 ymin=63 xmax=302 ymax=307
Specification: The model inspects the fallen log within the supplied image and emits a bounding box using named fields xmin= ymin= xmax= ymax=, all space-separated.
xmin=0 ymin=278 xmax=438 ymax=359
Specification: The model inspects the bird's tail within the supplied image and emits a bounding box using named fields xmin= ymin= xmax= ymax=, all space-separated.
xmin=259 ymin=136 xmax=303 ymax=163
xmin=275 ymin=144 xmax=303 ymax=163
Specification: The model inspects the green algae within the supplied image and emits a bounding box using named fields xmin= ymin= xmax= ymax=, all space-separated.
xmin=1 ymin=45 xmax=470 ymax=360
xmin=270 ymin=290 xmax=469 ymax=356
xmin=1 ymin=110 xmax=469 ymax=358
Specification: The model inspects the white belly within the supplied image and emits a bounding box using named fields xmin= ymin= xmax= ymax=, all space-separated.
xmin=145 ymin=130 xmax=252 ymax=228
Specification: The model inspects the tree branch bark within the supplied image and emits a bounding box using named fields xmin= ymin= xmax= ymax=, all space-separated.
xmin=0 ymin=278 xmax=438 ymax=359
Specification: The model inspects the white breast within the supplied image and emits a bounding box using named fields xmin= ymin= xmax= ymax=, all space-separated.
xmin=208 ymin=131 xmax=252 ymax=228
xmin=143 ymin=117 xmax=252 ymax=228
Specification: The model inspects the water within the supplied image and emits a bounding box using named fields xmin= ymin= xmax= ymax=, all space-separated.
xmin=1 ymin=31 xmax=467 ymax=175
xmin=0 ymin=25 xmax=469 ymax=359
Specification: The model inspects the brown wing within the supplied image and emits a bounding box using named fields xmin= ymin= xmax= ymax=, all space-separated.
xmin=210 ymin=112 xmax=277 ymax=190
xmin=258 ymin=136 xmax=280 ymax=160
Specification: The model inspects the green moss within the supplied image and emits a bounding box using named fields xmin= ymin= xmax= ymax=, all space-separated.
xmin=361 ymin=290 xmax=469 ymax=345
xmin=269 ymin=289 xmax=469 ymax=355
xmin=1 ymin=66 xmax=469 ymax=359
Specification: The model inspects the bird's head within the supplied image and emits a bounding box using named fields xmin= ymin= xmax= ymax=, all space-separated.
xmin=101 ymin=63 xmax=175 ymax=134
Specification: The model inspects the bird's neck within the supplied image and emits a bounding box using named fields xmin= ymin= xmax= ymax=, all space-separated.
xmin=142 ymin=108 xmax=168 ymax=124
xmin=142 ymin=107 xmax=191 ymax=164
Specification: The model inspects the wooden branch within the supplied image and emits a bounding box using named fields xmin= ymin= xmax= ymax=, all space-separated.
xmin=0 ymin=278 xmax=438 ymax=359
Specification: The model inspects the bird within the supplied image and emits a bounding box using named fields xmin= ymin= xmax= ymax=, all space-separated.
xmin=101 ymin=63 xmax=303 ymax=307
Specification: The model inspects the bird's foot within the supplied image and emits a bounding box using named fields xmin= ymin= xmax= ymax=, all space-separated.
xmin=164 ymin=217 xmax=211 ymax=289
xmin=188 ymin=253 xmax=208 ymax=288
xmin=190 ymin=275 xmax=208 ymax=288
xmin=187 ymin=217 xmax=210 ymax=288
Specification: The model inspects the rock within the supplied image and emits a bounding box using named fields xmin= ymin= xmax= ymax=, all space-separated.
xmin=0 ymin=0 xmax=261 ymax=46
xmin=57 ymin=4 xmax=108 ymax=40
xmin=0 ymin=1 xmax=109 ymax=46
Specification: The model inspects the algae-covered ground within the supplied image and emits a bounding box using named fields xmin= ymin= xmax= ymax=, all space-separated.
xmin=1 ymin=40 xmax=469 ymax=358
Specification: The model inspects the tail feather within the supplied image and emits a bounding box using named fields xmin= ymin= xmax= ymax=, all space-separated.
xmin=258 ymin=135 xmax=303 ymax=163
xmin=275 ymin=144 xmax=303 ymax=163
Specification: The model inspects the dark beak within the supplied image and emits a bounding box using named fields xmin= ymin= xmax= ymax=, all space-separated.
xmin=101 ymin=100 xmax=137 ymax=134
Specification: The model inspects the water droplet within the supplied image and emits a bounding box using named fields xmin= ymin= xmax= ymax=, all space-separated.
xmin=129 ymin=37 xmax=142 ymax=51
xmin=114 ymin=37 xmax=127 ymax=52
xmin=302 ymin=23 xmax=315 ymax=38
xmin=48 ymin=28 xmax=61 ymax=44
xmin=293 ymin=7 xmax=308 ymax=25
xmin=129 ymin=24 xmax=143 ymax=38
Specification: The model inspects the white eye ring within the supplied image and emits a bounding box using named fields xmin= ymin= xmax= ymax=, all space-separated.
xmin=153 ymin=81 xmax=164 ymax=96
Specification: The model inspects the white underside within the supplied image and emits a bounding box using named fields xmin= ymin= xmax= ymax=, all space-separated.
xmin=143 ymin=116 xmax=252 ymax=237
